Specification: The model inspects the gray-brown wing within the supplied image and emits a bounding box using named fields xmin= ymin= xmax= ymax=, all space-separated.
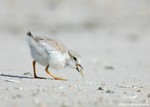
xmin=40 ymin=39 xmax=67 ymax=54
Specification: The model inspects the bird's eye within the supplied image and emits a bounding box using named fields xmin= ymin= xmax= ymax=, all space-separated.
xmin=73 ymin=57 xmax=77 ymax=61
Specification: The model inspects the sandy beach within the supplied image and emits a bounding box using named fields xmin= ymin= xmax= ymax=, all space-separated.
xmin=0 ymin=0 xmax=150 ymax=107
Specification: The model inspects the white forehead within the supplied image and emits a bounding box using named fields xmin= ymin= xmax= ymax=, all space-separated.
xmin=68 ymin=49 xmax=81 ymax=63
xmin=77 ymin=58 xmax=81 ymax=64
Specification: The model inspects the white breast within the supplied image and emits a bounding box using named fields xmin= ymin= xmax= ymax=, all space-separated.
xmin=48 ymin=51 xmax=69 ymax=69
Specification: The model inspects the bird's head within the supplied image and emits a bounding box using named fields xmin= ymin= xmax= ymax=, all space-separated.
xmin=68 ymin=50 xmax=84 ymax=77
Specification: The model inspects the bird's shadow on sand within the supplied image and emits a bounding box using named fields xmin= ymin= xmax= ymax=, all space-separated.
xmin=0 ymin=74 xmax=34 ymax=79
xmin=0 ymin=74 xmax=53 ymax=80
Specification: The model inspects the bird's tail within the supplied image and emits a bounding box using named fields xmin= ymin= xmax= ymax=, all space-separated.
xmin=26 ymin=31 xmax=36 ymax=46
xmin=27 ymin=31 xmax=33 ymax=37
xmin=27 ymin=31 xmax=36 ymax=40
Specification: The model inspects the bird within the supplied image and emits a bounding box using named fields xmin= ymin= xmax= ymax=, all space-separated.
xmin=26 ymin=32 xmax=84 ymax=80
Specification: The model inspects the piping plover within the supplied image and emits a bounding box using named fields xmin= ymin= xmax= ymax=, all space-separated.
xmin=26 ymin=32 xmax=84 ymax=80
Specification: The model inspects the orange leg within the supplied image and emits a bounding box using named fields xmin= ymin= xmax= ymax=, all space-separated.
xmin=32 ymin=60 xmax=46 ymax=79
xmin=45 ymin=65 xmax=66 ymax=81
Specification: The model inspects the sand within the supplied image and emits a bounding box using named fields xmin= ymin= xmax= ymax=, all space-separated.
xmin=0 ymin=0 xmax=150 ymax=107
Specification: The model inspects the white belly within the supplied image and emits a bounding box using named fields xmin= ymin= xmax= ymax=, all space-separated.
xmin=30 ymin=46 xmax=49 ymax=66
xmin=30 ymin=45 xmax=69 ymax=69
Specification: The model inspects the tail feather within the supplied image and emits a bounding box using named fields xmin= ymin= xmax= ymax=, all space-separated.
xmin=27 ymin=32 xmax=32 ymax=37
xmin=26 ymin=31 xmax=36 ymax=46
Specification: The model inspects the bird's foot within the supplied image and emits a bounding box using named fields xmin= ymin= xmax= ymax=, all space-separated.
xmin=34 ymin=76 xmax=47 ymax=79
xmin=54 ymin=77 xmax=67 ymax=81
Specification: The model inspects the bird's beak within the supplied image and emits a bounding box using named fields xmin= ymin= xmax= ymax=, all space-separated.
xmin=76 ymin=64 xmax=84 ymax=77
